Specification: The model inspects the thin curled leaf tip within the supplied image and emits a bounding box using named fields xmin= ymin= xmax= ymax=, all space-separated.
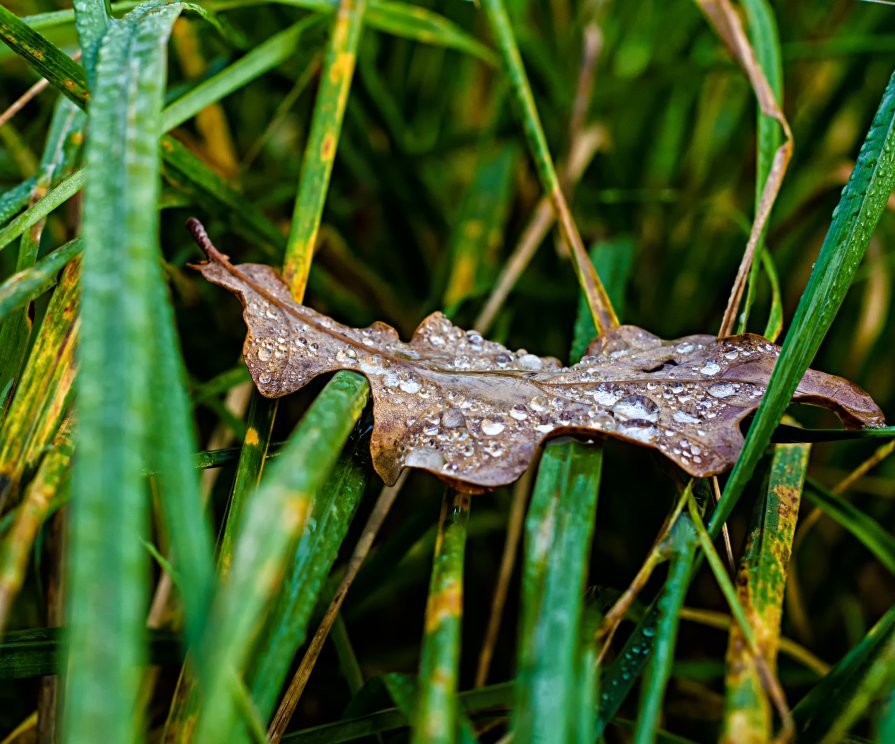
xmin=191 ymin=224 xmax=885 ymax=492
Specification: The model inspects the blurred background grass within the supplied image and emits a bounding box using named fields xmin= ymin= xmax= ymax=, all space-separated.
xmin=2 ymin=0 xmax=895 ymax=741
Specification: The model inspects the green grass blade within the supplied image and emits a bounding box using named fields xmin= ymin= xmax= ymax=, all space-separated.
xmin=64 ymin=4 xmax=184 ymax=742
xmin=0 ymin=179 xmax=37 ymax=226
xmin=161 ymin=15 xmax=326 ymax=131
xmin=248 ymin=451 xmax=368 ymax=720
xmin=0 ymin=423 xmax=73 ymax=634
xmin=282 ymin=0 xmax=368 ymax=295
xmin=0 ymin=171 xmax=85 ymax=255
xmin=193 ymin=371 xmax=369 ymax=744
xmin=412 ymin=490 xmax=470 ymax=744
xmin=0 ymin=239 xmax=83 ymax=323
xmin=72 ymin=0 xmax=112 ymax=85
xmin=793 ymin=603 xmax=895 ymax=739
xmin=710 ymin=68 xmax=895 ymax=540
xmin=0 ymin=259 xmax=79 ymax=512
xmin=443 ymin=143 xmax=517 ymax=311
xmin=570 ymin=237 xmax=636 ymax=363
xmin=479 ymin=0 xmax=617 ymax=333
xmin=804 ymin=479 xmax=895 ymax=575
xmin=722 ymin=443 xmax=809 ymax=743
xmin=0 ymin=7 xmax=90 ymax=105
xmin=513 ymin=440 xmax=602 ymax=743
xmin=631 ymin=484 xmax=698 ymax=744
xmin=738 ymin=0 xmax=783 ymax=333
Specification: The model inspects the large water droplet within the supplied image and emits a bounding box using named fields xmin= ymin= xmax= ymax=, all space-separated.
xmin=257 ymin=347 xmax=272 ymax=362
xmin=400 ymin=377 xmax=422 ymax=394
xmin=618 ymin=420 xmax=659 ymax=443
xmin=673 ymin=410 xmax=700 ymax=424
xmin=481 ymin=418 xmax=505 ymax=436
xmin=613 ymin=395 xmax=660 ymax=422
xmin=593 ymin=385 xmax=622 ymax=407
xmin=518 ymin=353 xmax=543 ymax=371
xmin=336 ymin=347 xmax=357 ymax=363
xmin=708 ymin=382 xmax=737 ymax=398
xmin=700 ymin=361 xmax=721 ymax=376
xmin=530 ymin=395 xmax=548 ymax=413
xmin=442 ymin=409 xmax=465 ymax=428
xmin=510 ymin=405 xmax=529 ymax=421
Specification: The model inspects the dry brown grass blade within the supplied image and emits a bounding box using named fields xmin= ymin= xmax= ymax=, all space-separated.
xmin=695 ymin=0 xmax=794 ymax=337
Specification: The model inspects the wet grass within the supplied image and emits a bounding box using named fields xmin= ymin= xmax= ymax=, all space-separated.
xmin=2 ymin=1 xmax=895 ymax=742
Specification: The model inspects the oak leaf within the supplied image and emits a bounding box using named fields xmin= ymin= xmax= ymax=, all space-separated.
xmin=195 ymin=242 xmax=885 ymax=492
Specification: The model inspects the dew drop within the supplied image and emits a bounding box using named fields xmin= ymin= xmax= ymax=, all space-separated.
xmin=400 ymin=377 xmax=422 ymax=394
xmin=618 ymin=420 xmax=660 ymax=443
xmin=518 ymin=353 xmax=543 ymax=371
xmin=510 ymin=405 xmax=529 ymax=421
xmin=258 ymin=372 xmax=271 ymax=384
xmin=481 ymin=418 xmax=506 ymax=436
xmin=530 ymin=395 xmax=548 ymax=413
xmin=336 ymin=347 xmax=357 ymax=363
xmin=700 ymin=361 xmax=721 ymax=376
xmin=673 ymin=410 xmax=700 ymax=425
xmin=708 ymin=382 xmax=738 ymax=398
xmin=442 ymin=409 xmax=465 ymax=428
xmin=257 ymin=347 xmax=272 ymax=362
xmin=613 ymin=395 xmax=660 ymax=422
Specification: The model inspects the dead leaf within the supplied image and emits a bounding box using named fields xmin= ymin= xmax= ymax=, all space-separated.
xmin=194 ymin=241 xmax=884 ymax=493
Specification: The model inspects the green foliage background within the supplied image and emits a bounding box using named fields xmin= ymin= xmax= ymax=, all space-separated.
xmin=1 ymin=1 xmax=895 ymax=742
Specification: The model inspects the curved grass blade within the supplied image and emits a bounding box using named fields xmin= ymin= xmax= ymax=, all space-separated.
xmin=0 ymin=178 xmax=37 ymax=227
xmin=710 ymin=68 xmax=895 ymax=539
xmin=513 ymin=439 xmax=602 ymax=743
xmin=479 ymin=0 xmax=617 ymax=333
xmin=64 ymin=4 xmax=188 ymax=742
xmin=803 ymin=479 xmax=895 ymax=575
xmin=411 ymin=490 xmax=471 ymax=744
xmin=193 ymin=371 xmax=369 ymax=744
xmin=722 ymin=443 xmax=809 ymax=744
xmin=72 ymin=0 xmax=111 ymax=86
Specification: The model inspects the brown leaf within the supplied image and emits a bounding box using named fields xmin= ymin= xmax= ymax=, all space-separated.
xmin=195 ymin=248 xmax=885 ymax=492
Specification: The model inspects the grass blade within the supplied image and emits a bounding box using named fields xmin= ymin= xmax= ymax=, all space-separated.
xmin=480 ymin=0 xmax=617 ymax=333
xmin=803 ymin=479 xmax=895 ymax=575
xmin=710 ymin=68 xmax=895 ymax=539
xmin=513 ymin=440 xmax=602 ymax=742
xmin=0 ymin=239 xmax=83 ymax=324
xmin=412 ymin=490 xmax=470 ymax=744
xmin=193 ymin=371 xmax=369 ymax=744
xmin=64 ymin=4 xmax=184 ymax=742
xmin=722 ymin=443 xmax=809 ymax=743
xmin=0 ymin=171 xmax=85 ymax=255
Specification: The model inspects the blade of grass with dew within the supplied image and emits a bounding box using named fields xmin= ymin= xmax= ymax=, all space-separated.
xmin=570 ymin=237 xmax=636 ymax=363
xmin=411 ymin=490 xmax=470 ymax=744
xmin=248 ymin=450 xmax=368 ymax=721
xmin=792 ymin=602 xmax=895 ymax=740
xmin=0 ymin=258 xmax=79 ymax=513
xmin=64 ymin=4 xmax=187 ymax=742
xmin=630 ymin=482 xmax=699 ymax=744
xmin=71 ymin=0 xmax=110 ymax=86
xmin=760 ymin=249 xmax=783 ymax=341
xmin=375 ymin=673 xmax=477 ymax=744
xmin=0 ymin=171 xmax=85 ymax=255
xmin=0 ymin=6 xmax=90 ymax=105
xmin=803 ymin=479 xmax=895 ymax=575
xmin=0 ymin=237 xmax=81 ymax=327
xmin=710 ymin=68 xmax=895 ymax=540
xmin=0 ymin=422 xmax=72 ymax=634
xmin=442 ymin=143 xmax=517 ymax=313
xmin=479 ymin=0 xmax=618 ymax=333
xmin=192 ymin=371 xmax=369 ymax=744
xmin=513 ymin=439 xmax=602 ymax=743
xmin=737 ymin=0 xmax=784 ymax=334
xmin=0 ymin=179 xmax=37 ymax=227
xmin=721 ymin=443 xmax=809 ymax=744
